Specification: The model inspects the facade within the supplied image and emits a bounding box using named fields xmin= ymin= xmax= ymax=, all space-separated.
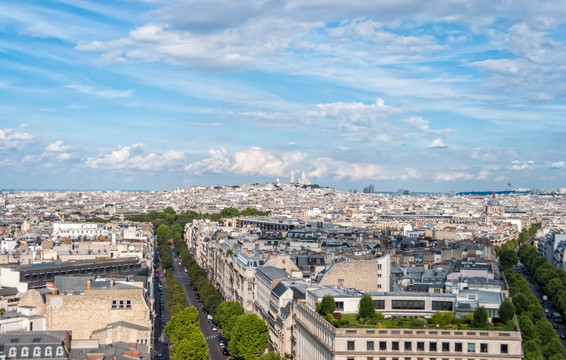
xmin=17 ymin=277 xmax=152 ymax=346
xmin=293 ymin=301 xmax=523 ymax=360
xmin=317 ymin=255 xmax=390 ymax=292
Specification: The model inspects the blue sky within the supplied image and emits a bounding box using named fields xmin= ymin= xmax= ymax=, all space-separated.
xmin=1 ymin=0 xmax=565 ymax=192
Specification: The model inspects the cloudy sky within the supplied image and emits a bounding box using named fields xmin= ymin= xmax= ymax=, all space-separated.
xmin=1 ymin=0 xmax=565 ymax=192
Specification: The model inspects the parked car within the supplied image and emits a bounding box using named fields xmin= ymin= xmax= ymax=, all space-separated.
xmin=222 ymin=348 xmax=229 ymax=356
xmin=560 ymin=333 xmax=566 ymax=339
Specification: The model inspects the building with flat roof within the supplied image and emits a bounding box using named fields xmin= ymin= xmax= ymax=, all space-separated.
xmin=293 ymin=300 xmax=523 ymax=360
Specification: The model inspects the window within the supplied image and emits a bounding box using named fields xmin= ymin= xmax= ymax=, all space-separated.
xmin=379 ymin=341 xmax=387 ymax=351
xmin=392 ymin=342 xmax=399 ymax=351
xmin=431 ymin=301 xmax=453 ymax=311
xmin=33 ymin=347 xmax=41 ymax=357
xmin=46 ymin=347 xmax=53 ymax=357
xmin=404 ymin=342 xmax=412 ymax=351
xmin=378 ymin=273 xmax=382 ymax=277
xmin=22 ymin=347 xmax=29 ymax=357
xmin=391 ymin=300 xmax=425 ymax=310
xmin=454 ymin=343 xmax=462 ymax=352
xmin=417 ymin=342 xmax=424 ymax=351
xmin=442 ymin=342 xmax=450 ymax=352
xmin=501 ymin=344 xmax=508 ymax=354
xmin=336 ymin=301 xmax=344 ymax=311
xmin=467 ymin=343 xmax=475 ymax=352
xmin=480 ymin=343 xmax=488 ymax=353
xmin=119 ymin=300 xmax=124 ymax=308
xmin=56 ymin=346 xmax=64 ymax=356
xmin=126 ymin=300 xmax=131 ymax=308
xmin=347 ymin=341 xmax=355 ymax=351
xmin=248 ymin=282 xmax=253 ymax=291
xmin=378 ymin=284 xmax=382 ymax=289
xmin=9 ymin=348 xmax=17 ymax=357
xmin=112 ymin=300 xmax=117 ymax=309
xmin=378 ymin=264 xmax=382 ymax=270
xmin=367 ymin=341 xmax=374 ymax=351
xmin=429 ymin=342 xmax=437 ymax=352
xmin=374 ymin=300 xmax=385 ymax=310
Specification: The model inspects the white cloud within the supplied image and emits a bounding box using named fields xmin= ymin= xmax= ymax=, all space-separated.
xmin=185 ymin=148 xmax=231 ymax=174
xmin=308 ymin=157 xmax=421 ymax=182
xmin=510 ymin=160 xmax=534 ymax=171
xmin=434 ymin=172 xmax=474 ymax=181
xmin=550 ymin=161 xmax=565 ymax=169
xmin=45 ymin=140 xmax=71 ymax=152
xmin=185 ymin=147 xmax=306 ymax=176
xmin=428 ymin=138 xmax=447 ymax=148
xmin=0 ymin=128 xmax=38 ymax=149
xmin=85 ymin=145 xmax=184 ymax=170
xmin=65 ymin=83 xmax=131 ymax=98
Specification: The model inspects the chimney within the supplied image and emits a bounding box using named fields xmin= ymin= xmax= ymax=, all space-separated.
xmin=87 ymin=278 xmax=91 ymax=291
xmin=110 ymin=278 xmax=115 ymax=287
xmin=129 ymin=343 xmax=137 ymax=350
xmin=64 ymin=332 xmax=70 ymax=352
xmin=52 ymin=288 xmax=58 ymax=295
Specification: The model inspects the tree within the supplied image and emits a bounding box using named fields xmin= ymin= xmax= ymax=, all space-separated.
xmin=499 ymin=298 xmax=516 ymax=323
xmin=358 ymin=294 xmax=376 ymax=319
xmin=170 ymin=333 xmax=208 ymax=360
xmin=512 ymin=293 xmax=530 ymax=315
xmin=499 ymin=249 xmax=518 ymax=270
xmin=535 ymin=320 xmax=556 ymax=344
xmin=214 ymin=301 xmax=244 ymax=338
xmin=473 ymin=306 xmax=488 ymax=328
xmin=431 ymin=311 xmax=454 ymax=326
xmin=156 ymin=224 xmax=172 ymax=242
xmin=220 ymin=207 xmax=240 ymax=218
xmin=318 ymin=295 xmax=336 ymax=315
xmin=519 ymin=315 xmax=536 ymax=342
xmin=542 ymin=337 xmax=566 ymax=359
xmin=229 ymin=314 xmax=269 ymax=360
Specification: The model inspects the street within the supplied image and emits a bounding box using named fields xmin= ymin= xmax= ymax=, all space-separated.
xmin=516 ymin=264 xmax=566 ymax=348
xmin=169 ymin=248 xmax=228 ymax=360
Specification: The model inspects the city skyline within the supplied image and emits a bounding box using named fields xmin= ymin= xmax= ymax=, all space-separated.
xmin=1 ymin=1 xmax=565 ymax=192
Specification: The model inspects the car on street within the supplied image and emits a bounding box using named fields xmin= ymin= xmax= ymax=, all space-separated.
xmin=560 ymin=333 xmax=566 ymax=339
xmin=222 ymin=348 xmax=229 ymax=356
xmin=554 ymin=323 xmax=559 ymax=329
xmin=212 ymin=327 xmax=217 ymax=332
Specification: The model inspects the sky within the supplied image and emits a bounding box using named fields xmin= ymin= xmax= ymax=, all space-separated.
xmin=1 ymin=0 xmax=565 ymax=192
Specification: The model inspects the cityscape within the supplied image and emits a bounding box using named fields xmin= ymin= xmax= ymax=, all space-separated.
xmin=1 ymin=1 xmax=566 ymax=360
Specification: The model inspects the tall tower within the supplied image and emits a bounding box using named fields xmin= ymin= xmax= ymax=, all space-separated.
xmin=290 ymin=170 xmax=295 ymax=183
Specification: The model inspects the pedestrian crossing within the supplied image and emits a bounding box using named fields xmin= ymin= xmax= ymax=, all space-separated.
xmin=205 ymin=334 xmax=220 ymax=340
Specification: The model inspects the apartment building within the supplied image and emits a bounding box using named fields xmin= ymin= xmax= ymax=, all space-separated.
xmin=293 ymin=301 xmax=523 ymax=360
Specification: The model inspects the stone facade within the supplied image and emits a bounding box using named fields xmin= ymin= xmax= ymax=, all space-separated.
xmin=294 ymin=301 xmax=523 ymax=360
xmin=18 ymin=286 xmax=151 ymax=344
xmin=318 ymin=255 xmax=390 ymax=292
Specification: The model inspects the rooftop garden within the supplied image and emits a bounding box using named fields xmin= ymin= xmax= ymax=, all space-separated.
xmin=316 ymin=294 xmax=517 ymax=332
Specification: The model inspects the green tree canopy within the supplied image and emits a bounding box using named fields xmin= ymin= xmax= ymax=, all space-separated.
xmin=229 ymin=314 xmax=269 ymax=360
xmin=214 ymin=301 xmax=244 ymax=338
xmin=518 ymin=315 xmax=536 ymax=342
xmin=498 ymin=298 xmax=516 ymax=323
xmin=170 ymin=333 xmax=209 ymax=360
xmin=473 ymin=306 xmax=488 ymax=328
xmin=220 ymin=207 xmax=240 ymax=218
xmin=318 ymin=295 xmax=336 ymax=315
xmin=431 ymin=311 xmax=454 ymax=326
xmin=358 ymin=294 xmax=376 ymax=319
xmin=499 ymin=249 xmax=518 ymax=270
